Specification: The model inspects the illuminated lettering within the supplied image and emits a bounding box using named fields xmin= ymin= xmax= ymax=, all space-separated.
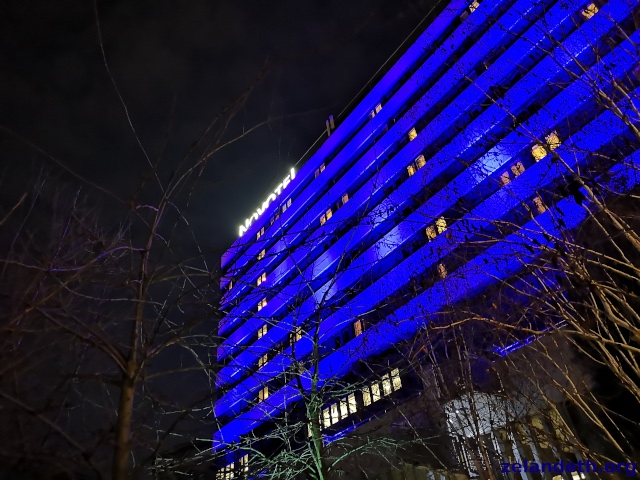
xmin=238 ymin=168 xmax=296 ymax=237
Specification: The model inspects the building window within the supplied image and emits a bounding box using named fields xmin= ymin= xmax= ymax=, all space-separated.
xmin=435 ymin=216 xmax=447 ymax=234
xmin=510 ymin=161 xmax=525 ymax=178
xmin=257 ymin=272 xmax=266 ymax=286
xmin=469 ymin=0 xmax=480 ymax=12
xmin=320 ymin=208 xmax=333 ymax=226
xmin=362 ymin=386 xmax=372 ymax=406
xmin=290 ymin=326 xmax=303 ymax=345
xmin=407 ymin=164 xmax=417 ymax=177
xmin=425 ymin=225 xmax=437 ymax=241
xmin=256 ymin=226 xmax=265 ymax=240
xmin=499 ymin=170 xmax=511 ymax=186
xmin=371 ymin=383 xmax=381 ymax=402
xmin=341 ymin=193 xmax=349 ymax=205
xmin=326 ymin=208 xmax=333 ymax=220
xmin=348 ymin=393 xmax=357 ymax=414
xmin=323 ymin=408 xmax=331 ymax=428
xmin=408 ymin=127 xmax=418 ymax=141
xmin=369 ymin=103 xmax=383 ymax=118
xmin=382 ymin=374 xmax=393 ymax=396
xmin=257 ymin=297 xmax=267 ymax=311
xmin=315 ymin=163 xmax=326 ymax=178
xmin=533 ymin=195 xmax=547 ymax=214
xmin=258 ymin=249 xmax=265 ymax=261
xmin=258 ymin=354 xmax=268 ymax=368
xmin=390 ymin=368 xmax=402 ymax=391
xmin=282 ymin=198 xmax=292 ymax=213
xmin=546 ymin=131 xmax=561 ymax=150
xmin=257 ymin=324 xmax=268 ymax=339
xmin=216 ymin=462 xmax=234 ymax=480
xmin=258 ymin=386 xmax=269 ymax=402
xmin=339 ymin=398 xmax=349 ymax=418
xmin=239 ymin=454 xmax=249 ymax=473
xmin=227 ymin=280 xmax=233 ymax=291
xmin=532 ymin=144 xmax=547 ymax=161
xmin=407 ymin=155 xmax=426 ymax=177
xmin=354 ymin=319 xmax=364 ymax=336
xmin=330 ymin=403 xmax=339 ymax=424
xmin=437 ymin=263 xmax=448 ymax=279
xmin=581 ymin=2 xmax=598 ymax=19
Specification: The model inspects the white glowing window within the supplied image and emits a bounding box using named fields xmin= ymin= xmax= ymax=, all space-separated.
xmin=407 ymin=164 xmax=416 ymax=177
xmin=315 ymin=163 xmax=325 ymax=178
xmin=239 ymin=454 xmax=249 ymax=473
xmin=362 ymin=386 xmax=372 ymax=406
xmin=348 ymin=393 xmax=357 ymax=414
xmin=257 ymin=324 xmax=268 ymax=339
xmin=341 ymin=193 xmax=349 ymax=205
xmin=354 ymin=319 xmax=363 ymax=336
xmin=533 ymin=196 xmax=547 ymax=214
xmin=532 ymin=144 xmax=547 ymax=161
xmin=330 ymin=403 xmax=339 ymax=424
xmin=469 ymin=0 xmax=480 ymax=12
xmin=510 ymin=161 xmax=525 ymax=177
xmin=500 ymin=170 xmax=511 ymax=186
xmin=546 ymin=131 xmax=561 ymax=150
xmin=581 ymin=3 xmax=598 ymax=19
xmin=425 ymin=225 xmax=436 ymax=241
xmin=258 ymin=249 xmax=265 ymax=260
xmin=340 ymin=398 xmax=349 ymax=419
xmin=282 ymin=198 xmax=292 ymax=213
xmin=256 ymin=226 xmax=265 ymax=240
xmin=258 ymin=354 xmax=268 ymax=368
xmin=325 ymin=208 xmax=333 ymax=221
xmin=408 ymin=127 xmax=418 ymax=141
xmin=437 ymin=263 xmax=448 ymax=279
xmin=258 ymin=386 xmax=269 ymax=402
xmin=323 ymin=408 xmax=331 ymax=428
xmin=382 ymin=374 xmax=392 ymax=396
xmin=216 ymin=462 xmax=234 ymax=480
xmin=371 ymin=382 xmax=381 ymax=402
xmin=391 ymin=368 xmax=402 ymax=391
xmin=435 ymin=216 xmax=447 ymax=234
xmin=415 ymin=154 xmax=426 ymax=169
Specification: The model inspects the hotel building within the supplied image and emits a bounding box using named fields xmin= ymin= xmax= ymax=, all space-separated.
xmin=215 ymin=0 xmax=640 ymax=477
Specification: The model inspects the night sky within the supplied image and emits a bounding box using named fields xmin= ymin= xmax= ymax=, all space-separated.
xmin=0 ymin=0 xmax=437 ymax=254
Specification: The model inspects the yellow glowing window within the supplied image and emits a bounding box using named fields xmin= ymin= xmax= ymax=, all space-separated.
xmin=325 ymin=208 xmax=333 ymax=220
xmin=408 ymin=127 xmax=418 ymax=141
xmin=257 ymin=297 xmax=267 ymax=311
xmin=500 ymin=170 xmax=511 ymax=186
xmin=258 ymin=354 xmax=268 ymax=368
xmin=425 ymin=225 xmax=437 ymax=241
xmin=437 ymin=263 xmax=448 ymax=279
xmin=354 ymin=319 xmax=363 ymax=336
xmin=282 ymin=198 xmax=291 ymax=213
xmin=257 ymin=324 xmax=268 ymax=339
xmin=581 ymin=3 xmax=598 ymax=19
xmin=391 ymin=368 xmax=402 ymax=391
xmin=435 ymin=216 xmax=447 ymax=234
xmin=362 ymin=386 xmax=372 ymax=406
xmin=341 ymin=193 xmax=349 ymax=205
xmin=257 ymin=272 xmax=266 ymax=286
xmin=469 ymin=0 xmax=480 ymax=12
xmin=371 ymin=383 xmax=381 ymax=402
xmin=533 ymin=196 xmax=547 ymax=214
xmin=256 ymin=226 xmax=265 ymax=240
xmin=348 ymin=393 xmax=357 ymax=414
xmin=546 ymin=131 xmax=561 ymax=150
xmin=369 ymin=103 xmax=383 ymax=118
xmin=320 ymin=214 xmax=326 ymax=226
xmin=239 ymin=454 xmax=249 ymax=473
xmin=511 ymin=161 xmax=525 ymax=177
xmin=382 ymin=374 xmax=392 ymax=396
xmin=258 ymin=386 xmax=269 ymax=402
xmin=532 ymin=144 xmax=547 ymax=161
xmin=258 ymin=249 xmax=265 ymax=260
xmin=407 ymin=164 xmax=416 ymax=177
xmin=291 ymin=326 xmax=302 ymax=343
xmin=228 ymin=280 xmax=233 ymax=291
xmin=415 ymin=155 xmax=426 ymax=169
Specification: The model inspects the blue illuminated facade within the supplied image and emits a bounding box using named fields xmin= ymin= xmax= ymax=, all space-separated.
xmin=215 ymin=0 xmax=640 ymax=467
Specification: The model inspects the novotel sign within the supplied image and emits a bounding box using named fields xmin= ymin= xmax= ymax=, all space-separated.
xmin=238 ymin=167 xmax=296 ymax=237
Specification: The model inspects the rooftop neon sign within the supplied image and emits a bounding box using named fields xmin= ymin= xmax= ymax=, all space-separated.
xmin=238 ymin=168 xmax=296 ymax=237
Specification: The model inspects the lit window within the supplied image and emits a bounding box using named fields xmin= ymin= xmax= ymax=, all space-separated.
xmin=348 ymin=393 xmax=357 ymax=414
xmin=369 ymin=103 xmax=382 ymax=118
xmin=407 ymin=164 xmax=416 ymax=177
xmin=408 ymin=127 xmax=418 ymax=141
xmin=228 ymin=280 xmax=233 ymax=291
xmin=282 ymin=198 xmax=292 ymax=213
xmin=391 ymin=368 xmax=402 ymax=391
xmin=581 ymin=3 xmax=598 ymax=19
xmin=437 ymin=263 xmax=448 ymax=279
xmin=323 ymin=408 xmax=331 ymax=428
xmin=341 ymin=193 xmax=349 ymax=205
xmin=435 ymin=216 xmax=447 ymax=234
xmin=500 ymin=170 xmax=511 ymax=186
xmin=320 ymin=214 xmax=326 ymax=226
xmin=532 ymin=144 xmax=547 ymax=161
xmin=339 ymin=398 xmax=349 ymax=419
xmin=415 ymin=155 xmax=426 ymax=169
xmin=533 ymin=196 xmax=547 ymax=214
xmin=315 ymin=163 xmax=326 ymax=178
xmin=546 ymin=131 xmax=561 ymax=150
xmin=239 ymin=454 xmax=249 ymax=473
xmin=256 ymin=226 xmax=265 ymax=240
xmin=257 ymin=297 xmax=267 ymax=311
xmin=362 ymin=386 xmax=372 ymax=406
xmin=290 ymin=326 xmax=302 ymax=345
xmin=511 ymin=161 xmax=525 ymax=177
xmin=325 ymin=208 xmax=333 ymax=221
xmin=469 ymin=0 xmax=480 ymax=12
xmin=258 ymin=386 xmax=269 ymax=402
xmin=216 ymin=462 xmax=234 ymax=480
xmin=330 ymin=403 xmax=339 ymax=424
xmin=257 ymin=324 xmax=268 ymax=339
xmin=354 ymin=319 xmax=364 ymax=336
xmin=257 ymin=272 xmax=266 ymax=286
xmin=258 ymin=354 xmax=268 ymax=368
xmin=371 ymin=383 xmax=381 ymax=402
xmin=270 ymin=212 xmax=279 ymax=225
xmin=258 ymin=249 xmax=265 ymax=260
xmin=425 ymin=225 xmax=436 ymax=241
xmin=382 ymin=374 xmax=392 ymax=396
